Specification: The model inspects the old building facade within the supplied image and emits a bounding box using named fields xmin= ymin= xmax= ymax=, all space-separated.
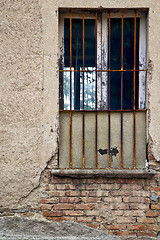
xmin=1 ymin=0 xmax=160 ymax=237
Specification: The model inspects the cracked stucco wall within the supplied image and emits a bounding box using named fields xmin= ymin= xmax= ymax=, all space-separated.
xmin=0 ymin=0 xmax=58 ymax=208
xmin=0 ymin=0 xmax=160 ymax=209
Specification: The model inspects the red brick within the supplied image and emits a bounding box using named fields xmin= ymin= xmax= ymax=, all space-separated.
xmin=116 ymin=179 xmax=137 ymax=184
xmin=123 ymin=210 xmax=145 ymax=217
xmin=40 ymin=204 xmax=52 ymax=210
xmin=103 ymin=197 xmax=122 ymax=203
xmin=54 ymin=204 xmax=73 ymax=210
xmin=56 ymin=184 xmax=66 ymax=190
xmin=112 ymin=210 xmax=124 ymax=216
xmin=85 ymin=184 xmax=98 ymax=190
xmin=66 ymin=191 xmax=81 ymax=197
xmin=148 ymin=225 xmax=160 ymax=231
xmin=85 ymin=210 xmax=99 ymax=216
xmin=101 ymin=184 xmax=120 ymax=190
xmin=43 ymin=211 xmax=63 ymax=217
xmin=107 ymin=225 xmax=126 ymax=230
xmin=64 ymin=210 xmax=84 ymax=216
xmin=123 ymin=196 xmax=147 ymax=203
xmin=150 ymin=186 xmax=160 ymax=191
xmin=95 ymin=217 xmax=103 ymax=222
xmin=129 ymin=203 xmax=148 ymax=210
xmin=77 ymin=217 xmax=93 ymax=223
xmin=75 ymin=204 xmax=94 ymax=210
xmin=38 ymin=199 xmax=58 ymax=204
xmin=110 ymin=190 xmax=131 ymax=197
xmin=146 ymin=210 xmax=159 ymax=217
xmin=89 ymin=191 xmax=96 ymax=197
xmin=151 ymin=203 xmax=160 ymax=210
xmin=49 ymin=191 xmax=65 ymax=197
xmin=87 ymin=223 xmax=99 ymax=229
xmin=116 ymin=231 xmax=136 ymax=236
xmin=116 ymin=217 xmax=136 ymax=224
xmin=51 ymin=178 xmax=71 ymax=184
xmin=127 ymin=225 xmax=147 ymax=230
xmin=82 ymin=197 xmax=99 ymax=203
xmin=137 ymin=217 xmax=156 ymax=224
xmin=81 ymin=191 xmax=88 ymax=197
xmin=59 ymin=197 xmax=79 ymax=203
xmin=54 ymin=217 xmax=74 ymax=222
xmin=121 ymin=185 xmax=142 ymax=191
xmin=65 ymin=184 xmax=76 ymax=190
xmin=137 ymin=232 xmax=157 ymax=237
xmin=110 ymin=203 xmax=129 ymax=210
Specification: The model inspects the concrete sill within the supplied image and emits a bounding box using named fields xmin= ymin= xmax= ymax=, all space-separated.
xmin=51 ymin=169 xmax=156 ymax=179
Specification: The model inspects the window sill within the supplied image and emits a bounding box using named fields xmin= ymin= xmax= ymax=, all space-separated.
xmin=51 ymin=169 xmax=156 ymax=179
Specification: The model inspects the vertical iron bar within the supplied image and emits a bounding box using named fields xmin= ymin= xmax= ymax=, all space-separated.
xmin=70 ymin=10 xmax=72 ymax=168
xmin=121 ymin=11 xmax=124 ymax=169
xmin=133 ymin=12 xmax=137 ymax=168
xmin=82 ymin=11 xmax=85 ymax=168
xmin=108 ymin=12 xmax=111 ymax=169
xmin=95 ymin=12 xmax=98 ymax=168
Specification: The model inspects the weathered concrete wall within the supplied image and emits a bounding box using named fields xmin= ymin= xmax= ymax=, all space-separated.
xmin=0 ymin=0 xmax=58 ymax=208
xmin=0 ymin=0 xmax=160 ymax=237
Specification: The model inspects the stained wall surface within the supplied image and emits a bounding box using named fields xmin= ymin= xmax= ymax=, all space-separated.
xmin=0 ymin=0 xmax=160 ymax=212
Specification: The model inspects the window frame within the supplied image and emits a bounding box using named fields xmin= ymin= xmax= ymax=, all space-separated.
xmin=58 ymin=9 xmax=147 ymax=170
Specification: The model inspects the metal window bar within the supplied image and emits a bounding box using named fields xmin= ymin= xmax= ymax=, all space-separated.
xmin=95 ymin=12 xmax=98 ymax=168
xmin=133 ymin=11 xmax=137 ymax=168
xmin=70 ymin=10 xmax=72 ymax=168
xmin=82 ymin=11 xmax=85 ymax=168
xmin=60 ymin=10 xmax=147 ymax=169
xmin=121 ymin=11 xmax=124 ymax=169
xmin=108 ymin=11 xmax=111 ymax=169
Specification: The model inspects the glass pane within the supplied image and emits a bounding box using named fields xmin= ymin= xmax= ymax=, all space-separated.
xmin=63 ymin=68 xmax=74 ymax=110
xmin=84 ymin=19 xmax=96 ymax=67
xmin=80 ymin=67 xmax=96 ymax=110
xmin=72 ymin=19 xmax=83 ymax=69
xmin=123 ymin=72 xmax=133 ymax=110
xmin=110 ymin=18 xmax=121 ymax=70
xmin=123 ymin=18 xmax=140 ymax=70
xmin=64 ymin=19 xmax=70 ymax=67
xmin=110 ymin=72 xmax=121 ymax=110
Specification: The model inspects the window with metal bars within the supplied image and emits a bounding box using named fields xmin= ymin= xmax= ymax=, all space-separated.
xmin=59 ymin=9 xmax=147 ymax=169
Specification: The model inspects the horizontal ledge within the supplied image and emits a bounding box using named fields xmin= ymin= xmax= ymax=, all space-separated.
xmin=51 ymin=169 xmax=156 ymax=179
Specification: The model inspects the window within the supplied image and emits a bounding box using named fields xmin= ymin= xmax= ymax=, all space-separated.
xmin=59 ymin=9 xmax=147 ymax=169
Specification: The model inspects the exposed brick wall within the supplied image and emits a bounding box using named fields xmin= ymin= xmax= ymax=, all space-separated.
xmin=39 ymin=157 xmax=160 ymax=238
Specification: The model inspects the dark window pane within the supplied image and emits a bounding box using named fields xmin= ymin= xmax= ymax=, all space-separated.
xmin=123 ymin=18 xmax=134 ymax=70
xmin=84 ymin=19 xmax=96 ymax=67
xmin=123 ymin=72 xmax=133 ymax=109
xmin=72 ymin=19 xmax=83 ymax=69
xmin=123 ymin=18 xmax=140 ymax=70
xmin=110 ymin=72 xmax=121 ymax=110
xmin=136 ymin=18 xmax=140 ymax=70
xmin=64 ymin=19 xmax=70 ymax=67
xmin=110 ymin=18 xmax=121 ymax=70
